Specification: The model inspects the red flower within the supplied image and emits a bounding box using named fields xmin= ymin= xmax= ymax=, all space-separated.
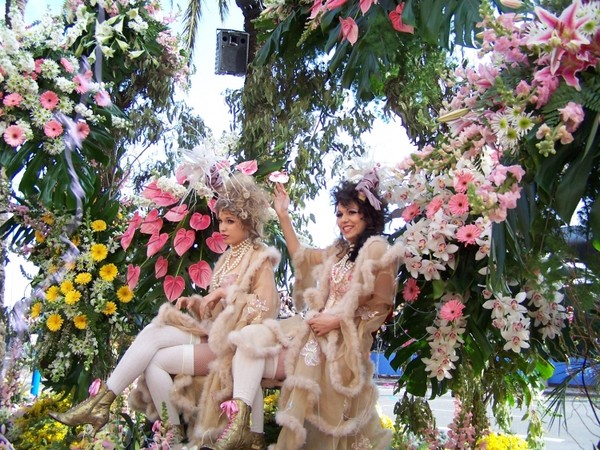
xmin=173 ymin=229 xmax=196 ymax=256
xmin=155 ymin=256 xmax=169 ymax=278
xmin=206 ymin=232 xmax=227 ymax=254
xmin=189 ymin=260 xmax=212 ymax=289
xmin=163 ymin=275 xmax=185 ymax=302
xmin=339 ymin=17 xmax=359 ymax=46
xmin=44 ymin=119 xmax=64 ymax=138
xmin=190 ymin=213 xmax=211 ymax=231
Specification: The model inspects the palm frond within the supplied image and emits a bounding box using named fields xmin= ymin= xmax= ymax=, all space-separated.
xmin=218 ymin=0 xmax=230 ymax=21
xmin=182 ymin=0 xmax=203 ymax=62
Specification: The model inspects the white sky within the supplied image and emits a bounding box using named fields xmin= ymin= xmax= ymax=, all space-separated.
xmin=2 ymin=0 xmax=414 ymax=306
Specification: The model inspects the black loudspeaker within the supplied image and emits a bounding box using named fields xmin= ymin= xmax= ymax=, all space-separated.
xmin=215 ymin=29 xmax=249 ymax=76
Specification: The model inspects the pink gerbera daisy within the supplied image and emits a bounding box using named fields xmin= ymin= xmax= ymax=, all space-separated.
xmin=40 ymin=91 xmax=60 ymax=110
xmin=76 ymin=121 xmax=90 ymax=140
xmin=3 ymin=93 xmax=23 ymax=107
xmin=453 ymin=171 xmax=475 ymax=193
xmin=402 ymin=278 xmax=420 ymax=303
xmin=455 ymin=224 xmax=481 ymax=245
xmin=3 ymin=124 xmax=26 ymax=147
xmin=401 ymin=203 xmax=421 ymax=222
xmin=60 ymin=57 xmax=75 ymax=73
xmin=44 ymin=119 xmax=64 ymax=138
xmin=448 ymin=193 xmax=470 ymax=215
xmin=95 ymin=90 xmax=111 ymax=107
xmin=440 ymin=299 xmax=465 ymax=321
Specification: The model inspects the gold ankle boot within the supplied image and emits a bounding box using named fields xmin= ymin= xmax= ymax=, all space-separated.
xmin=200 ymin=398 xmax=253 ymax=450
xmin=49 ymin=381 xmax=116 ymax=434
xmin=249 ymin=431 xmax=266 ymax=450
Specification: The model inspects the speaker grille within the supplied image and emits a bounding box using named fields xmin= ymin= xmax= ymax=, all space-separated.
xmin=215 ymin=29 xmax=249 ymax=76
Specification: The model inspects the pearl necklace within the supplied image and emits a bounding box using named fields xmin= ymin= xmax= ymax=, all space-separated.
xmin=211 ymin=239 xmax=252 ymax=288
xmin=331 ymin=250 xmax=355 ymax=284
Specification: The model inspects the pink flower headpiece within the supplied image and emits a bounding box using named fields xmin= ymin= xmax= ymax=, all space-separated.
xmin=355 ymin=170 xmax=381 ymax=210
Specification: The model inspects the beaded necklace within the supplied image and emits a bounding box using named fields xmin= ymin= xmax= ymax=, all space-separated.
xmin=331 ymin=245 xmax=355 ymax=284
xmin=211 ymin=239 xmax=252 ymax=288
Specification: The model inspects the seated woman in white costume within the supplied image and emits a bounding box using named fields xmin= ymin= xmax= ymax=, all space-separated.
xmin=200 ymin=173 xmax=400 ymax=450
xmin=50 ymin=173 xmax=280 ymax=448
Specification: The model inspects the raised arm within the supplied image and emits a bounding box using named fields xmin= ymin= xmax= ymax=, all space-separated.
xmin=273 ymin=182 xmax=300 ymax=257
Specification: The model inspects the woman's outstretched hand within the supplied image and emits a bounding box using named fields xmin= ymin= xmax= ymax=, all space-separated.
xmin=273 ymin=182 xmax=290 ymax=218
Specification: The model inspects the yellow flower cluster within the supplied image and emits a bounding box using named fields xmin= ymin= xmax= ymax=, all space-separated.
xmin=263 ymin=391 xmax=280 ymax=418
xmin=477 ymin=432 xmax=529 ymax=450
xmin=380 ymin=414 xmax=395 ymax=431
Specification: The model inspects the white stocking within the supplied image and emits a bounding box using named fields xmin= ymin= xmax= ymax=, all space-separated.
xmin=144 ymin=345 xmax=196 ymax=425
xmin=106 ymin=323 xmax=196 ymax=394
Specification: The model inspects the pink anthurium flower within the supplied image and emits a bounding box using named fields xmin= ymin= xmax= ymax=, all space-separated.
xmin=163 ymin=275 xmax=185 ymax=302
xmin=175 ymin=165 xmax=188 ymax=184
xmin=129 ymin=211 xmax=143 ymax=229
xmin=190 ymin=213 xmax=211 ymax=231
xmin=359 ymin=0 xmax=377 ymax=14
xmin=141 ymin=180 xmax=179 ymax=207
xmin=268 ymin=171 xmax=289 ymax=183
xmin=206 ymin=232 xmax=227 ymax=254
xmin=165 ymin=204 xmax=188 ymax=222
xmin=339 ymin=17 xmax=359 ymax=45
xmin=140 ymin=209 xmax=164 ymax=235
xmin=127 ymin=264 xmax=141 ymax=290
xmin=325 ymin=0 xmax=348 ymax=10
xmin=208 ymin=198 xmax=217 ymax=213
xmin=389 ymin=3 xmax=415 ymax=33
xmin=235 ymin=160 xmax=258 ymax=175
xmin=155 ymin=256 xmax=168 ymax=278
xmin=174 ymin=229 xmax=196 ymax=256
xmin=120 ymin=225 xmax=136 ymax=251
xmin=147 ymin=232 xmax=169 ymax=257
xmin=188 ymin=260 xmax=212 ymax=289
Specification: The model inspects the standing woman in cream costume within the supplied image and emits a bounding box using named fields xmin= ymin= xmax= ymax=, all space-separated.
xmin=50 ymin=174 xmax=280 ymax=449
xmin=201 ymin=173 xmax=399 ymax=450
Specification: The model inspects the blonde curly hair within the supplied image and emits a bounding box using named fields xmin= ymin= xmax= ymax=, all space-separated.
xmin=214 ymin=173 xmax=271 ymax=243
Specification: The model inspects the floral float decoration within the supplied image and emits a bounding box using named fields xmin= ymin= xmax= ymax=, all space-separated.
xmin=380 ymin=0 xmax=598 ymax=446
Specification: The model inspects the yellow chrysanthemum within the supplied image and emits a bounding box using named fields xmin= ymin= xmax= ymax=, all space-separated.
xmin=102 ymin=301 xmax=117 ymax=315
xmin=60 ymin=280 xmax=74 ymax=295
xmin=73 ymin=315 xmax=88 ymax=330
xmin=71 ymin=235 xmax=81 ymax=246
xmin=75 ymin=272 xmax=92 ymax=285
xmin=34 ymin=230 xmax=45 ymax=243
xmin=46 ymin=313 xmax=64 ymax=332
xmin=64 ymin=290 xmax=82 ymax=305
xmin=380 ymin=414 xmax=395 ymax=431
xmin=99 ymin=263 xmax=118 ymax=281
xmin=46 ymin=285 xmax=61 ymax=302
xmin=91 ymin=220 xmax=107 ymax=232
xmin=90 ymin=243 xmax=108 ymax=262
xmin=30 ymin=302 xmax=42 ymax=318
xmin=42 ymin=213 xmax=54 ymax=225
xmin=116 ymin=285 xmax=134 ymax=303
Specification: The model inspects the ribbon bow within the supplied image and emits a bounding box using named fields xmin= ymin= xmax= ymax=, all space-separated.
xmin=355 ymin=170 xmax=381 ymax=210
xmin=220 ymin=400 xmax=239 ymax=420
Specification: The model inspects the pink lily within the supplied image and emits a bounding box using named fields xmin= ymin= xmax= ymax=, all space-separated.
xmin=173 ymin=229 xmax=196 ymax=256
xmin=189 ymin=260 xmax=212 ymax=289
xmin=163 ymin=275 xmax=185 ymax=302
xmin=339 ymin=17 xmax=359 ymax=45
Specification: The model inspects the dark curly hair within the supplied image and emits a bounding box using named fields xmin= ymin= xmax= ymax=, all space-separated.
xmin=331 ymin=180 xmax=387 ymax=262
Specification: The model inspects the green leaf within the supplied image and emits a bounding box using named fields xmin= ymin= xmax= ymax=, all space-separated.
xmin=555 ymin=144 xmax=598 ymax=224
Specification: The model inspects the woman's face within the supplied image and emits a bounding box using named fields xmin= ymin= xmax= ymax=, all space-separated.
xmin=336 ymin=202 xmax=367 ymax=244
xmin=217 ymin=210 xmax=249 ymax=247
